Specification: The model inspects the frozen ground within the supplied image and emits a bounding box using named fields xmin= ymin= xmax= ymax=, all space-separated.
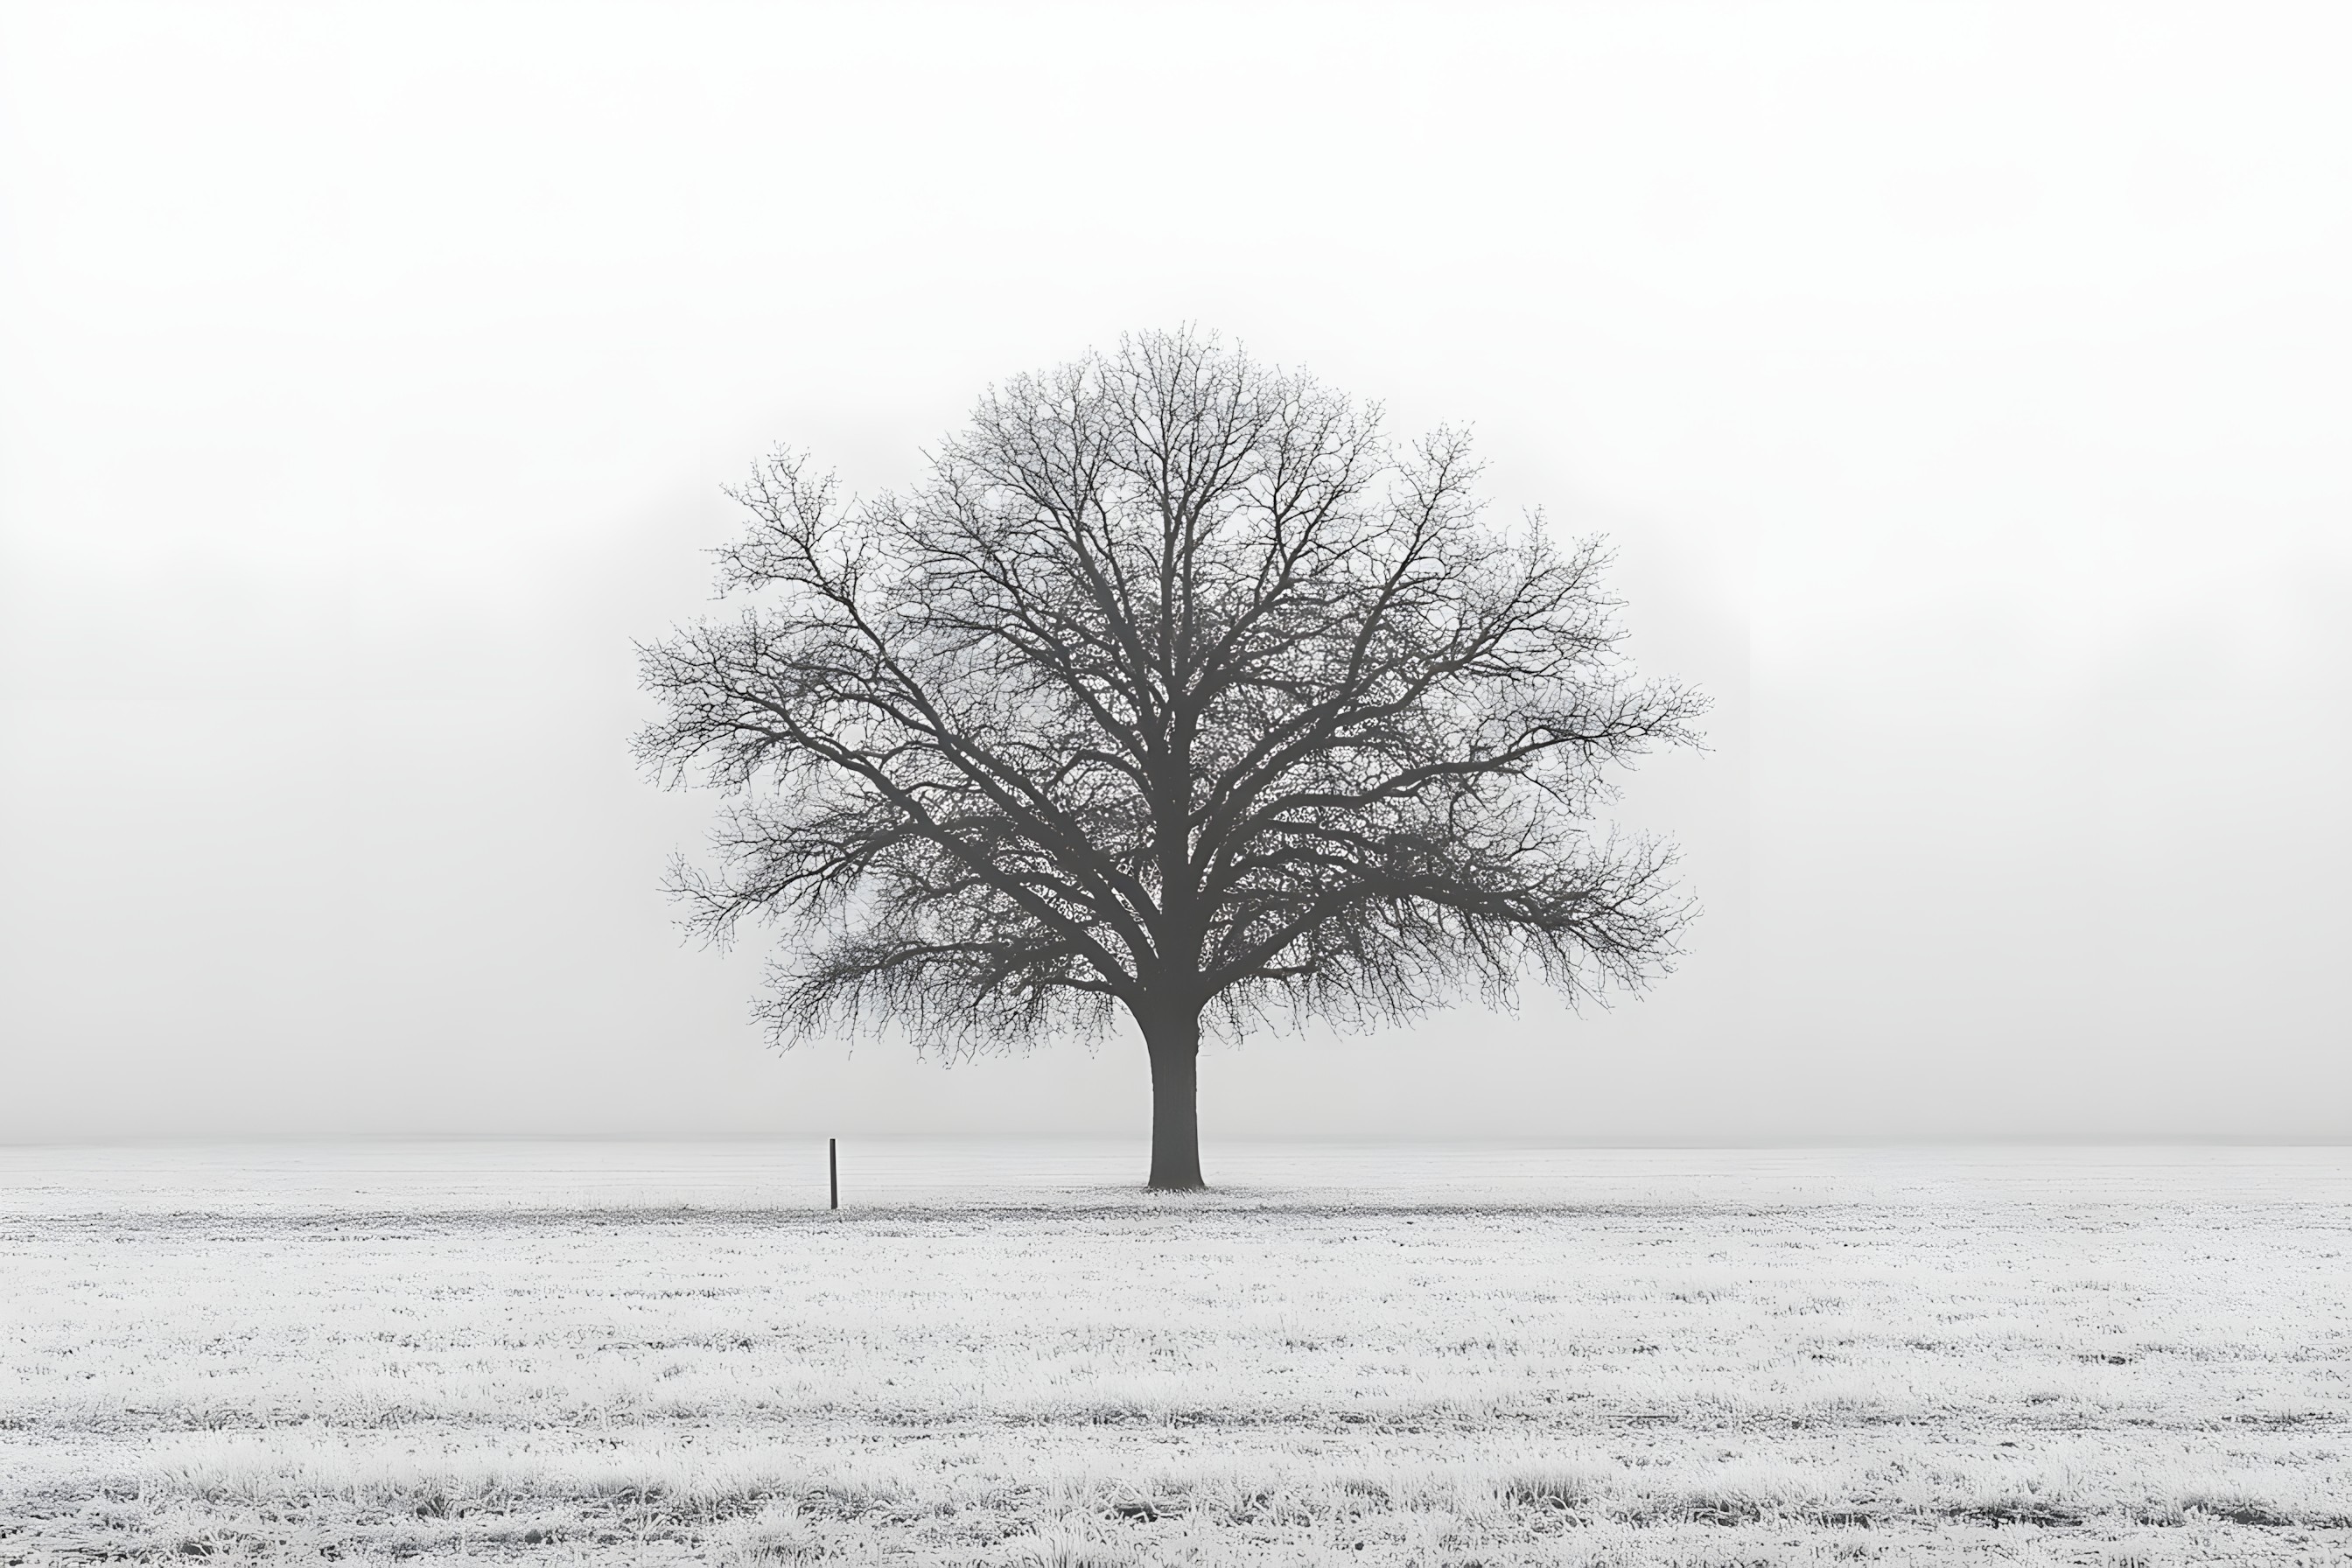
xmin=1 ymin=1141 xmax=2347 ymax=1566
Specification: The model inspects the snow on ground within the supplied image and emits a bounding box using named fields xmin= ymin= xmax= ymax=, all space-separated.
xmin=1 ymin=1142 xmax=2347 ymax=1565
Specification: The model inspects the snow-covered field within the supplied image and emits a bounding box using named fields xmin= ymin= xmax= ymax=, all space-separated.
xmin=2 ymin=1142 xmax=2347 ymax=1566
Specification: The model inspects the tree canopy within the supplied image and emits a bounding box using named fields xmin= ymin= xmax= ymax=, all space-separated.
xmin=638 ymin=330 xmax=1706 ymax=1186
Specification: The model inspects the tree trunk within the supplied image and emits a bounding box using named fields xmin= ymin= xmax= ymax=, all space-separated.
xmin=1143 ymin=1006 xmax=1205 ymax=1191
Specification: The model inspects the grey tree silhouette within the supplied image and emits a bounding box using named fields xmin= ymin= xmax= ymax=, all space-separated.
xmin=638 ymin=331 xmax=1707 ymax=1188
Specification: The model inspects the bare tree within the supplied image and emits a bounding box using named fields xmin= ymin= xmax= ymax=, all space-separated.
xmin=637 ymin=331 xmax=1707 ymax=1189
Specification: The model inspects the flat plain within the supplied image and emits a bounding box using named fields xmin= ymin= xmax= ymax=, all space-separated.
xmin=1 ymin=1142 xmax=2347 ymax=1566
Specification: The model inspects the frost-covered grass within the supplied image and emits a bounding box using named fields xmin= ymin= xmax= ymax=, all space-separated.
xmin=2 ymin=1142 xmax=2348 ymax=1564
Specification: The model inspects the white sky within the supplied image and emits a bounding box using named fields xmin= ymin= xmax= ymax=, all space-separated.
xmin=3 ymin=1 xmax=2348 ymax=1143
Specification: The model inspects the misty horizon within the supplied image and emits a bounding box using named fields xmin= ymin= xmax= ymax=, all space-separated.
xmin=6 ymin=3 xmax=2348 ymax=1147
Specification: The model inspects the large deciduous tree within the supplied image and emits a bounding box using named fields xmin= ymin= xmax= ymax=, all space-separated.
xmin=638 ymin=331 xmax=1706 ymax=1189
